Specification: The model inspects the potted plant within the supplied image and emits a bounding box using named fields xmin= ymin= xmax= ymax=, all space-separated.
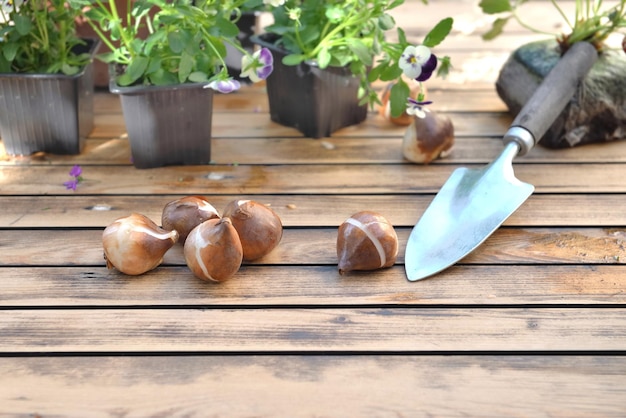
xmin=249 ymin=0 xmax=453 ymax=138
xmin=480 ymin=0 xmax=626 ymax=148
xmin=80 ymin=0 xmax=274 ymax=168
xmin=0 ymin=0 xmax=100 ymax=156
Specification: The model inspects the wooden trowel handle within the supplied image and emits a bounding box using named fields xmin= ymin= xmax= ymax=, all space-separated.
xmin=505 ymin=41 xmax=598 ymax=156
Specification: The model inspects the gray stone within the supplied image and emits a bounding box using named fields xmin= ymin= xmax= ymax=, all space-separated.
xmin=496 ymin=40 xmax=626 ymax=148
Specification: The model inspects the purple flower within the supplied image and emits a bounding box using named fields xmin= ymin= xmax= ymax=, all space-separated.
xmin=63 ymin=179 xmax=79 ymax=191
xmin=241 ymin=48 xmax=274 ymax=82
xmin=69 ymin=164 xmax=82 ymax=178
xmin=399 ymin=45 xmax=438 ymax=82
xmin=406 ymin=98 xmax=433 ymax=119
xmin=206 ymin=78 xmax=241 ymax=94
xmin=415 ymin=54 xmax=438 ymax=82
xmin=63 ymin=164 xmax=83 ymax=191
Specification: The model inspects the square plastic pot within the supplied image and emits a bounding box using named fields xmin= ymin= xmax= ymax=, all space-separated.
xmin=252 ymin=34 xmax=368 ymax=139
xmin=109 ymin=71 xmax=214 ymax=169
xmin=0 ymin=39 xmax=99 ymax=156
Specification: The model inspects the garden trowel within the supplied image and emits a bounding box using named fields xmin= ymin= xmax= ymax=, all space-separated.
xmin=405 ymin=41 xmax=598 ymax=281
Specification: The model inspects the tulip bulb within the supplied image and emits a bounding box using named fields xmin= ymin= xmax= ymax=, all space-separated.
xmin=162 ymin=195 xmax=220 ymax=243
xmin=337 ymin=211 xmax=399 ymax=274
xmin=222 ymin=199 xmax=283 ymax=261
xmin=102 ymin=213 xmax=179 ymax=275
xmin=402 ymin=110 xmax=454 ymax=164
xmin=184 ymin=218 xmax=243 ymax=282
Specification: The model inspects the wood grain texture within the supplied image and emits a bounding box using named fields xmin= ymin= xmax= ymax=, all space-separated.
xmin=1 ymin=228 xmax=625 ymax=266
xmin=1 ymin=355 xmax=625 ymax=417
xmin=1 ymin=163 xmax=626 ymax=195
xmin=1 ymin=265 xmax=624 ymax=307
xmin=2 ymin=194 xmax=626 ymax=228
xmin=1 ymin=308 xmax=625 ymax=352
xmin=5 ymin=132 xmax=626 ymax=166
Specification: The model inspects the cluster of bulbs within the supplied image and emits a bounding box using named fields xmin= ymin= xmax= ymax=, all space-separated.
xmin=102 ymin=196 xmax=283 ymax=282
xmin=102 ymin=196 xmax=401 ymax=282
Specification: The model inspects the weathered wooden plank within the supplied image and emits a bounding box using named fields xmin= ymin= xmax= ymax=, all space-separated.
xmin=1 ymin=355 xmax=625 ymax=417
xmin=2 ymin=194 xmax=625 ymax=228
xmin=1 ymin=308 xmax=625 ymax=352
xmin=4 ymin=134 xmax=626 ymax=166
xmin=83 ymin=110 xmax=513 ymax=139
xmin=1 ymin=265 xmax=624 ymax=307
xmin=0 ymin=163 xmax=625 ymax=195
xmin=95 ymin=88 xmax=510 ymax=114
xmin=1 ymin=228 xmax=625 ymax=267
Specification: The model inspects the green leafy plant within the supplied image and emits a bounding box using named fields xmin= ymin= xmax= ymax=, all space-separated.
xmin=80 ymin=0 xmax=273 ymax=89
xmin=252 ymin=0 xmax=453 ymax=118
xmin=0 ymin=0 xmax=92 ymax=74
xmin=480 ymin=0 xmax=626 ymax=52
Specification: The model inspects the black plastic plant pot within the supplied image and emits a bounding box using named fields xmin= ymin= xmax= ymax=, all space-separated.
xmin=0 ymin=39 xmax=100 ymax=156
xmin=251 ymin=34 xmax=368 ymax=139
xmin=109 ymin=71 xmax=214 ymax=169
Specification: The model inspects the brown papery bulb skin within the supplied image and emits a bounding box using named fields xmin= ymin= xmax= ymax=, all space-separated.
xmin=102 ymin=213 xmax=179 ymax=276
xmin=161 ymin=195 xmax=220 ymax=243
xmin=402 ymin=110 xmax=454 ymax=164
xmin=337 ymin=211 xmax=399 ymax=275
xmin=222 ymin=199 xmax=283 ymax=261
xmin=184 ymin=218 xmax=243 ymax=282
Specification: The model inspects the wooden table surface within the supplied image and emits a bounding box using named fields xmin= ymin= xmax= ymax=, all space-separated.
xmin=1 ymin=1 xmax=626 ymax=416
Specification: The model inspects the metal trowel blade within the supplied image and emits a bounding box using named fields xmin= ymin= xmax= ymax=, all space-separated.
xmin=405 ymin=142 xmax=534 ymax=281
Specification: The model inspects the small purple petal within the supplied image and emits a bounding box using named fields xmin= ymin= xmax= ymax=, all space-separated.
xmin=416 ymin=70 xmax=434 ymax=82
xmin=422 ymin=54 xmax=438 ymax=73
xmin=408 ymin=98 xmax=433 ymax=106
xmin=258 ymin=48 xmax=273 ymax=66
xmin=208 ymin=79 xmax=241 ymax=93
xmin=64 ymin=179 xmax=78 ymax=191
xmin=256 ymin=64 xmax=273 ymax=80
xmin=69 ymin=164 xmax=82 ymax=178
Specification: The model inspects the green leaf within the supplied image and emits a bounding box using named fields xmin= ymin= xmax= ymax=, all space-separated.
xmin=116 ymin=72 xmax=136 ymax=87
xmin=422 ymin=17 xmax=453 ymax=48
xmin=121 ymin=56 xmax=150 ymax=86
xmin=379 ymin=63 xmax=402 ymax=82
xmin=168 ymin=31 xmax=184 ymax=54
xmin=378 ymin=13 xmax=396 ymax=31
xmin=96 ymin=52 xmax=119 ymax=64
xmin=2 ymin=42 xmax=18 ymax=62
xmin=0 ymin=55 xmax=10 ymax=73
xmin=282 ymin=54 xmax=306 ymax=66
xmin=131 ymin=2 xmax=152 ymax=19
xmin=389 ymin=80 xmax=410 ymax=118
xmin=325 ymin=6 xmax=345 ymax=23
xmin=215 ymin=16 xmax=239 ymax=38
xmin=436 ymin=56 xmax=452 ymax=78
xmin=13 ymin=15 xmax=33 ymax=36
xmin=317 ymin=48 xmax=331 ymax=69
xmin=188 ymin=71 xmax=209 ymax=83
xmin=367 ymin=63 xmax=386 ymax=83
xmin=397 ymin=27 xmax=407 ymax=45
xmin=347 ymin=39 xmax=373 ymax=66
xmin=479 ymin=0 xmax=512 ymax=14
xmin=178 ymin=51 xmax=194 ymax=83
xmin=148 ymin=68 xmax=178 ymax=86
xmin=334 ymin=51 xmax=355 ymax=67
xmin=146 ymin=57 xmax=162 ymax=75
xmin=482 ymin=17 xmax=510 ymax=40
xmin=61 ymin=64 xmax=79 ymax=76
